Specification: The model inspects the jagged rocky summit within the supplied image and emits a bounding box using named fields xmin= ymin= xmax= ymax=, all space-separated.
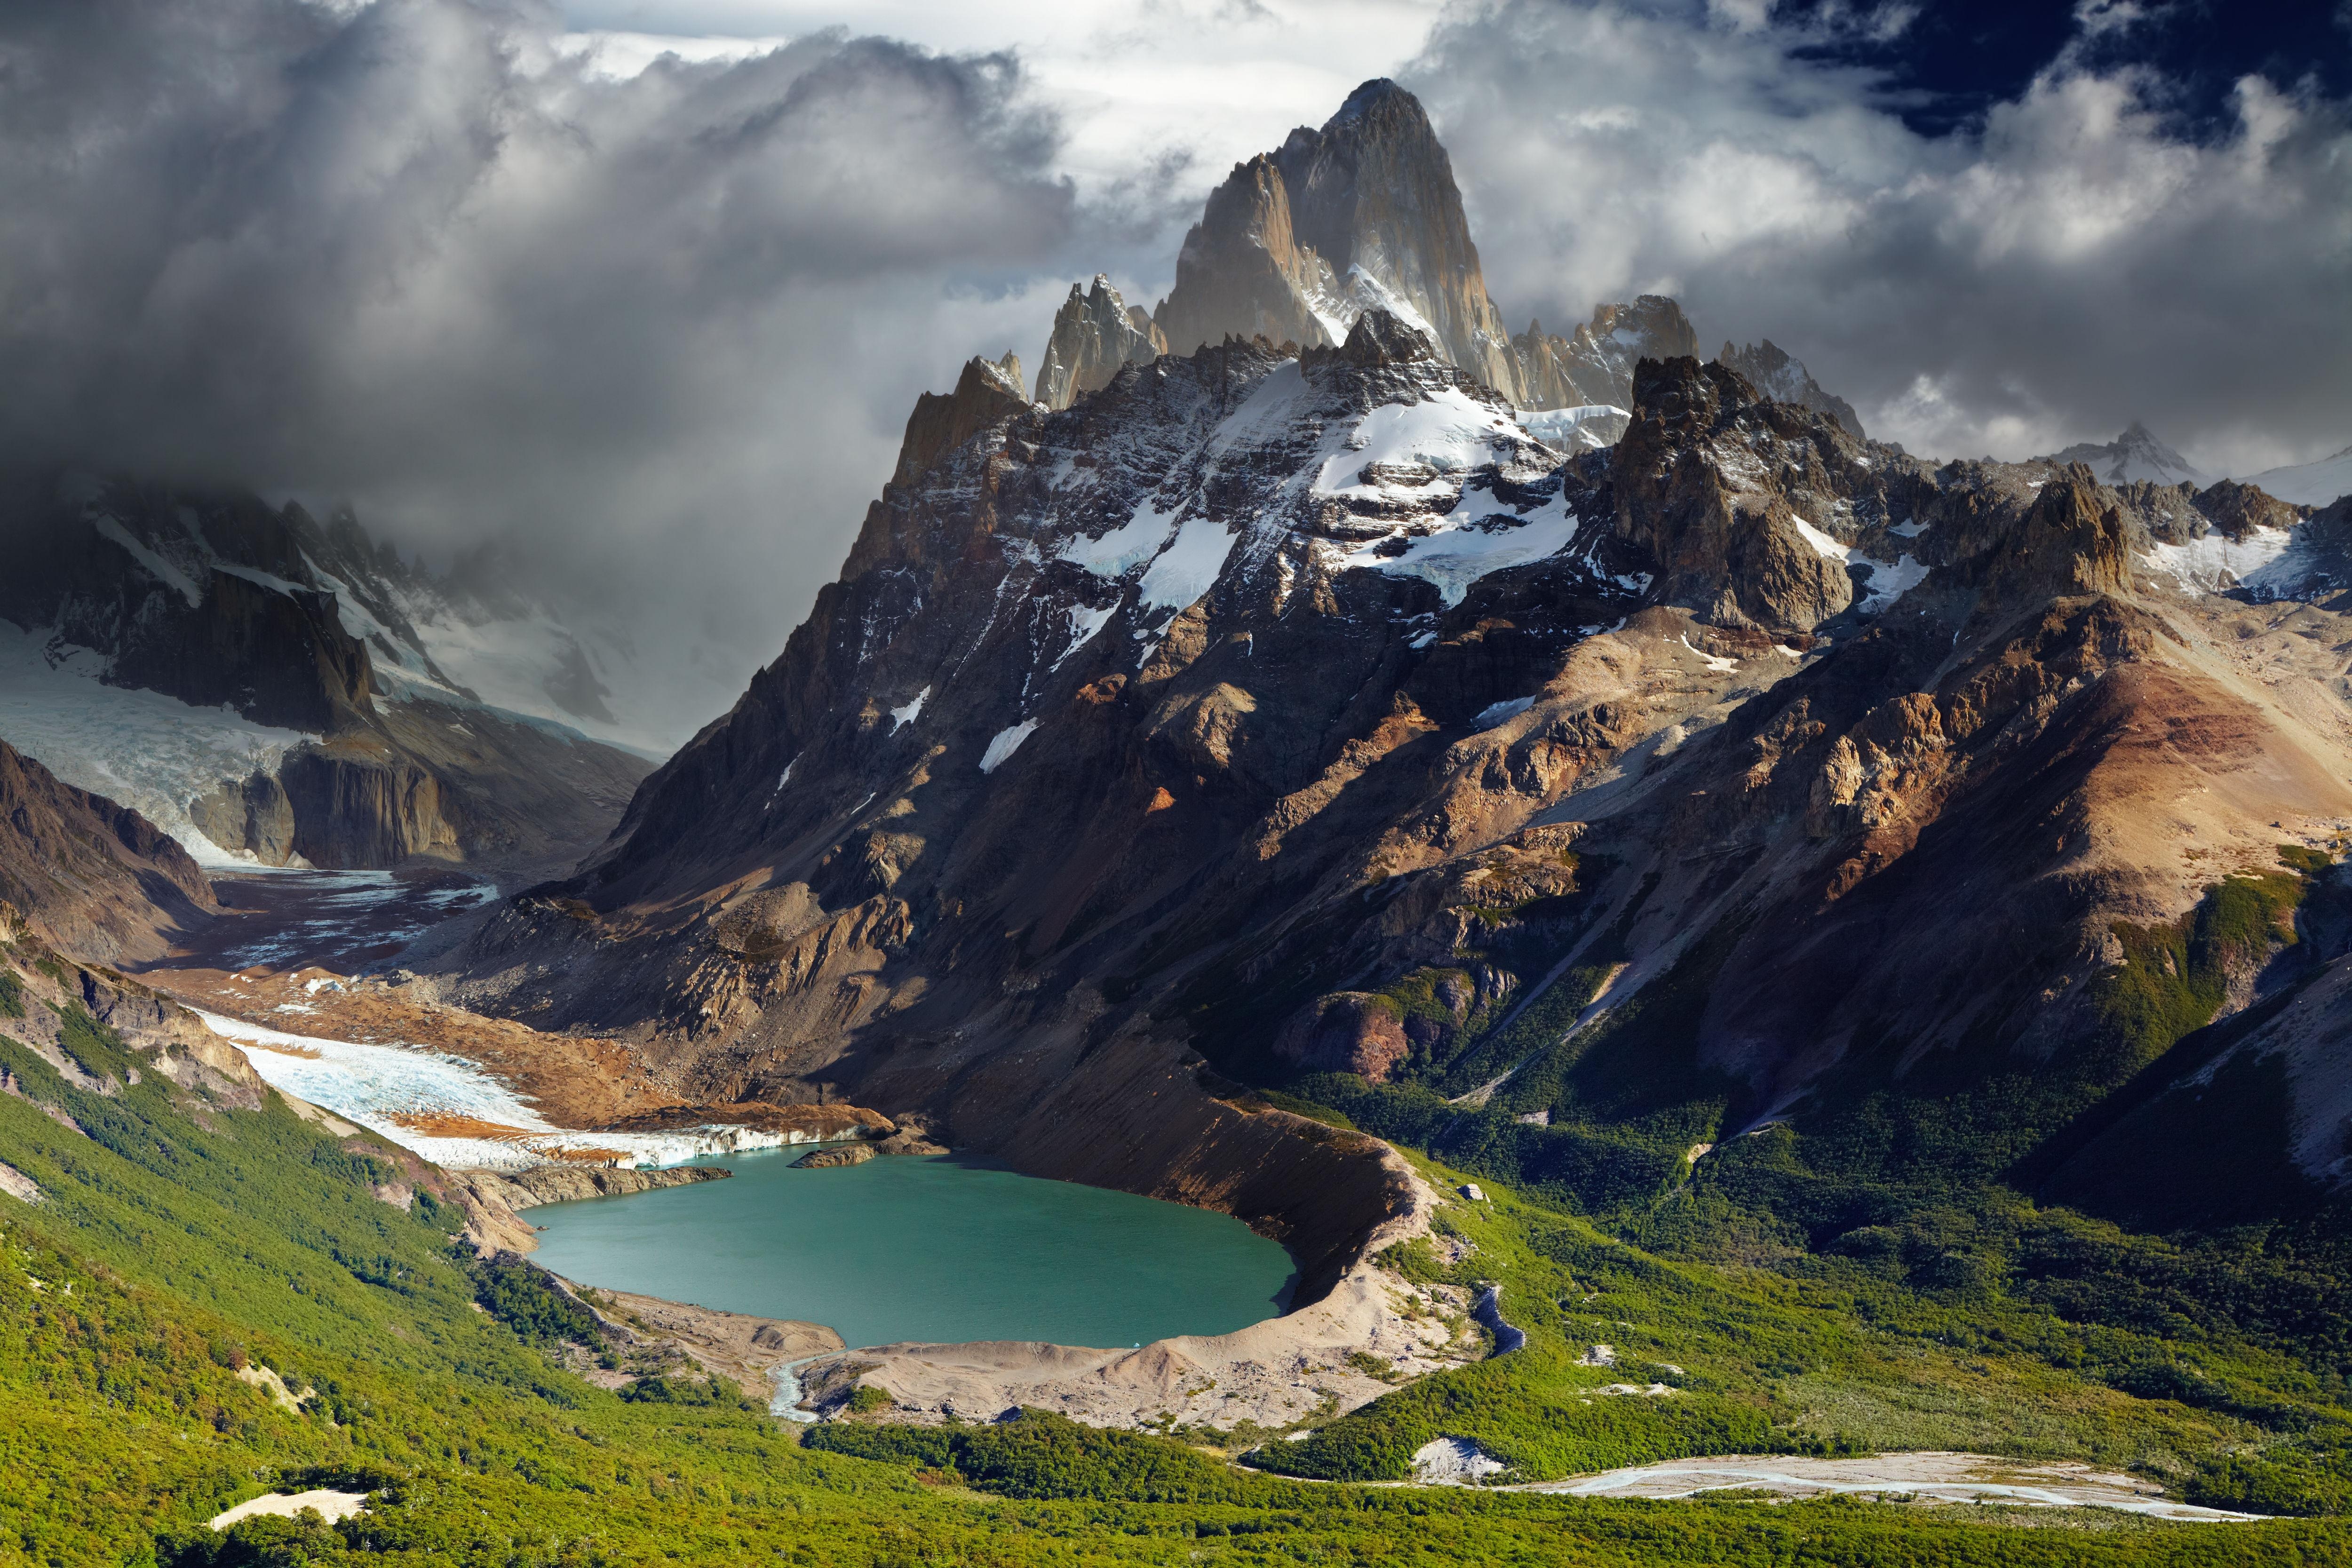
xmin=442 ymin=286 xmax=2351 ymax=1269
xmin=0 ymin=474 xmax=652 ymax=871
xmin=1016 ymin=78 xmax=1845 ymax=446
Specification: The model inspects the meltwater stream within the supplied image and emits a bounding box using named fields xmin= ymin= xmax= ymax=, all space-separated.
xmin=527 ymin=1146 xmax=1298 ymax=1351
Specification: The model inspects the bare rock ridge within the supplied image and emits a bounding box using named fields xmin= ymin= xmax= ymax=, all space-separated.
xmin=1035 ymin=278 xmax=1165 ymax=411
xmin=0 ymin=474 xmax=654 ymax=870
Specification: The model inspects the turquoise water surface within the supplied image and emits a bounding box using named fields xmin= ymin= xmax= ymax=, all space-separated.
xmin=527 ymin=1147 xmax=1297 ymax=1350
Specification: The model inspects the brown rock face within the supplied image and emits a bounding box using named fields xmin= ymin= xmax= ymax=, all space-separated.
xmin=1034 ymin=277 xmax=1168 ymax=410
xmin=893 ymin=354 xmax=1031 ymax=485
xmin=2192 ymin=478 xmax=2303 ymax=540
xmin=0 ymin=739 xmax=214 ymax=963
xmin=1154 ymin=81 xmax=1520 ymax=399
xmin=1153 ymin=154 xmax=1335 ymax=358
xmin=1275 ymin=993 xmax=1411 ymax=1081
xmin=1610 ymin=357 xmax=1866 ymax=631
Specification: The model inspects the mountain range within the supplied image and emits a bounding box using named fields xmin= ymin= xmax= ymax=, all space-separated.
xmin=416 ymin=84 xmax=2352 ymax=1290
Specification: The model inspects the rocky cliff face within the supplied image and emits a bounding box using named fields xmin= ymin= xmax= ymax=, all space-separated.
xmin=0 ymin=474 xmax=652 ymax=871
xmin=1149 ymin=81 xmax=1518 ymax=400
xmin=1041 ymin=82 xmax=1750 ymax=433
xmin=0 ymin=738 xmax=215 ymax=963
xmin=440 ymin=274 xmax=2350 ymax=1270
xmin=1034 ymin=279 xmax=1162 ymax=410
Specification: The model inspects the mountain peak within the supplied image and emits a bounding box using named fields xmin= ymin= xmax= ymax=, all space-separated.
xmin=1326 ymin=76 xmax=1423 ymax=129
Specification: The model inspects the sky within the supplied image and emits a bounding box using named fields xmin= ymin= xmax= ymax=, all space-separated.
xmin=0 ymin=0 xmax=2345 ymax=750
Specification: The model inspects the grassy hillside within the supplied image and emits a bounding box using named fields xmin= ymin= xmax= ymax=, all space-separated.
xmin=6 ymin=935 xmax=2352 ymax=1562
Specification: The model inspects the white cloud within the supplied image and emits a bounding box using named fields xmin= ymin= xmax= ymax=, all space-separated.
xmin=1405 ymin=0 xmax=2352 ymax=473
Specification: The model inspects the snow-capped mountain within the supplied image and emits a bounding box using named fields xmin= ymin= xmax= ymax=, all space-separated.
xmin=2040 ymin=421 xmax=2214 ymax=488
xmin=2241 ymin=442 xmax=2352 ymax=508
xmin=0 ymin=475 xmax=652 ymax=870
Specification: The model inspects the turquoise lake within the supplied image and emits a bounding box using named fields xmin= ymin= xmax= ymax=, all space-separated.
xmin=527 ymin=1147 xmax=1298 ymax=1350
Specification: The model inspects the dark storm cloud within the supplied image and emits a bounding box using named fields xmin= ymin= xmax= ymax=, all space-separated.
xmin=0 ymin=0 xmax=1080 ymax=739
xmin=1406 ymin=0 xmax=2352 ymax=470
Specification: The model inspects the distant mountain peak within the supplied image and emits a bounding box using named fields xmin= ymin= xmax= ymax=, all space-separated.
xmin=2041 ymin=422 xmax=2212 ymax=489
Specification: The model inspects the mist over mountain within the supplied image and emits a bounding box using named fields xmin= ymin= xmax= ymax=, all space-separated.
xmin=0 ymin=0 xmax=2344 ymax=752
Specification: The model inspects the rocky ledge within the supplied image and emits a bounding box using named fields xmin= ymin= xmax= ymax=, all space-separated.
xmin=463 ymin=1164 xmax=731 ymax=1210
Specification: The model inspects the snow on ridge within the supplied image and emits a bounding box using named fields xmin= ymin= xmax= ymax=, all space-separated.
xmin=1312 ymin=389 xmax=1527 ymax=499
xmin=2241 ymin=444 xmax=2352 ymax=509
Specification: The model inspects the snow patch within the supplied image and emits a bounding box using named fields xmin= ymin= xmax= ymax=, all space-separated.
xmin=198 ymin=1011 xmax=800 ymax=1170
xmin=2242 ymin=444 xmax=2352 ymax=508
xmin=1788 ymin=514 xmax=1849 ymax=561
xmin=1313 ymin=389 xmax=1526 ymax=499
xmin=1473 ymin=696 xmax=1534 ymax=730
xmin=1678 ymin=634 xmax=1738 ymax=674
xmin=889 ymin=686 xmax=930 ymax=731
xmin=1137 ymin=516 xmax=1239 ymax=612
xmin=1352 ymin=503 xmax=1582 ymax=605
xmin=0 ymin=624 xmax=312 ymax=866
xmin=1853 ymin=554 xmax=1929 ymax=615
xmin=979 ymin=720 xmax=1039 ymax=774
xmin=2143 ymin=526 xmax=2296 ymax=595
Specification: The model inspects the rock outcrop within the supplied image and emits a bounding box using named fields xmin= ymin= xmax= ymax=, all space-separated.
xmin=0 ymin=741 xmax=214 ymax=963
xmin=1034 ymin=279 xmax=1164 ymax=410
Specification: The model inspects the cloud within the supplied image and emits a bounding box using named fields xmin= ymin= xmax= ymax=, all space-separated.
xmin=0 ymin=0 xmax=1084 ymax=746
xmin=4 ymin=0 xmax=2344 ymax=750
xmin=1405 ymin=0 xmax=2352 ymax=472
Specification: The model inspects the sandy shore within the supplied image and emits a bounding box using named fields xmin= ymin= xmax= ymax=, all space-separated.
xmin=573 ymin=1285 xmax=843 ymax=1403
xmin=795 ymin=1148 xmax=1467 ymax=1430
